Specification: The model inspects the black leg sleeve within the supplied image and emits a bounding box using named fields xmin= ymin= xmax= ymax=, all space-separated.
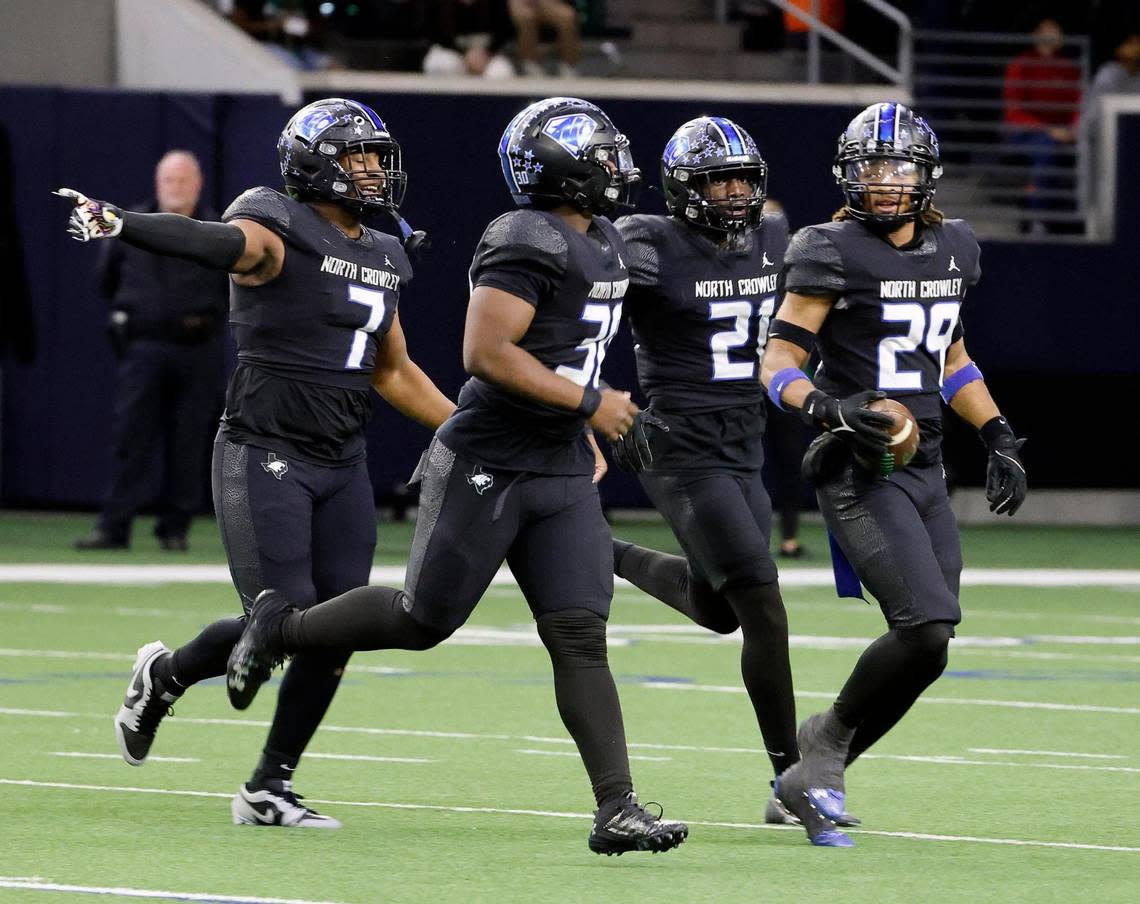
xmin=724 ymin=581 xmax=799 ymax=776
xmin=536 ymin=608 xmax=633 ymax=807
xmin=280 ymin=585 xmax=446 ymax=652
xmin=613 ymin=539 xmax=739 ymax=634
xmin=834 ymin=622 xmax=953 ymax=762
xmin=165 ymin=616 xmax=246 ymax=689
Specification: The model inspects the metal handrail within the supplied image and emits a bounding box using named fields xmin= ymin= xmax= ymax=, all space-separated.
xmin=734 ymin=0 xmax=912 ymax=91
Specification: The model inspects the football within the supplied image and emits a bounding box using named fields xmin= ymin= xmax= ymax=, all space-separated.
xmin=867 ymin=398 xmax=920 ymax=472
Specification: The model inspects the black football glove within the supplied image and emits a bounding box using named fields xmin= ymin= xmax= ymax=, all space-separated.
xmin=609 ymin=410 xmax=669 ymax=473
xmin=981 ymin=417 xmax=1027 ymax=516
xmin=54 ymin=188 xmax=124 ymax=241
xmin=800 ymin=389 xmax=894 ymax=455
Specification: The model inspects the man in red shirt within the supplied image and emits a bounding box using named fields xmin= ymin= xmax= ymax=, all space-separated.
xmin=1003 ymin=18 xmax=1083 ymax=232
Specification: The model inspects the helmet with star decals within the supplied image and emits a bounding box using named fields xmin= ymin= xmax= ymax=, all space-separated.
xmin=497 ymin=97 xmax=640 ymax=216
xmin=277 ymin=97 xmax=406 ymax=216
xmin=661 ymin=116 xmax=768 ymax=238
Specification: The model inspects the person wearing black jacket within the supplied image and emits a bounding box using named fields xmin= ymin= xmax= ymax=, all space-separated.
xmin=75 ymin=150 xmax=229 ymax=551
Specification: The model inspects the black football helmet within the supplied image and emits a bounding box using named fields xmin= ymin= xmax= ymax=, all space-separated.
xmin=277 ymin=97 xmax=407 ymax=215
xmin=497 ymin=97 xmax=640 ymax=215
xmin=833 ymin=102 xmax=942 ymax=227
xmin=661 ymin=116 xmax=767 ymax=238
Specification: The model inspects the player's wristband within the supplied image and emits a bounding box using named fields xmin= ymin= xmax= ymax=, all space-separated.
xmin=577 ymin=387 xmax=602 ymax=417
xmin=767 ymin=367 xmax=811 ymax=411
xmin=979 ymin=415 xmax=1016 ymax=449
xmin=940 ymin=362 xmax=984 ymax=404
xmin=121 ymin=211 xmax=246 ymax=271
xmin=767 ymin=319 xmax=818 ymax=355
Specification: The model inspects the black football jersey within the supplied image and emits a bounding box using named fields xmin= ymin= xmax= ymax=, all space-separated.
xmin=219 ymin=187 xmax=413 ymax=464
xmin=437 ymin=209 xmax=629 ymax=475
xmin=618 ymin=213 xmax=789 ymax=415
xmin=780 ymin=217 xmax=981 ymax=464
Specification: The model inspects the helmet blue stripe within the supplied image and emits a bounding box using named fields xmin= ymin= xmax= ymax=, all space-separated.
xmin=351 ymin=101 xmax=386 ymax=131
xmin=878 ymin=102 xmax=897 ymax=143
xmin=710 ymin=117 xmax=745 ymax=155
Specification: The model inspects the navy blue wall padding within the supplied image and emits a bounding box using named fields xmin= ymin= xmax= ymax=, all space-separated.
xmin=0 ymin=86 xmax=1137 ymax=509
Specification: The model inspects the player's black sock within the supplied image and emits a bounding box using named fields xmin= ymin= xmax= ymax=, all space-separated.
xmin=833 ymin=622 xmax=953 ymax=759
xmin=253 ymin=648 xmax=351 ymax=784
xmin=725 ymin=581 xmax=799 ymax=776
xmin=161 ymin=616 xmax=246 ymax=690
xmin=613 ymin=540 xmax=738 ymax=634
xmin=536 ymin=608 xmax=633 ymax=807
xmin=280 ymin=585 xmax=444 ymax=652
xmin=251 ymin=746 xmax=298 ymax=787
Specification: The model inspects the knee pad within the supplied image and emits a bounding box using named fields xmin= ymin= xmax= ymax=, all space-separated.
xmin=536 ymin=608 xmax=608 ymax=667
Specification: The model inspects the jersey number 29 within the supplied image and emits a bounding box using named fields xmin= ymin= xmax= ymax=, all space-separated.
xmin=879 ymin=301 xmax=960 ymax=390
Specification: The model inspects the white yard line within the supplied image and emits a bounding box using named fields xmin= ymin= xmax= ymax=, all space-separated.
xmin=1 ymin=779 xmax=1136 ymax=855
xmin=642 ymin=683 xmax=1140 ymax=715
xmin=1 ymin=564 xmax=1138 ymax=586
xmin=968 ymin=748 xmax=1127 ymax=759
xmin=516 ymin=748 xmax=671 ymax=762
xmin=50 ymin=752 xmax=199 ymax=763
xmin=305 ymin=753 xmax=434 ymax=764
xmin=0 ymin=878 xmax=347 ymax=903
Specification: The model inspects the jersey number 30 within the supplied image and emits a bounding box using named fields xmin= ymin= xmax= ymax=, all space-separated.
xmin=556 ymin=302 xmax=623 ymax=388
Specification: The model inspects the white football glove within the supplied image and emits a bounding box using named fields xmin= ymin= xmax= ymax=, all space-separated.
xmin=54 ymin=187 xmax=123 ymax=241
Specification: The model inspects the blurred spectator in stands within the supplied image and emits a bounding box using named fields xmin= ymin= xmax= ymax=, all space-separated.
xmin=423 ymin=1 xmax=516 ymax=79
xmin=1082 ymin=32 xmax=1140 ymax=139
xmin=221 ymin=0 xmax=333 ymax=70
xmin=509 ymin=0 xmax=580 ymax=77
xmin=783 ymin=0 xmax=844 ymax=49
xmin=1003 ymin=18 xmax=1082 ymax=233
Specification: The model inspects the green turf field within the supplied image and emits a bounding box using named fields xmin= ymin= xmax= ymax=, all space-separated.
xmin=1 ymin=512 xmax=1138 ymax=903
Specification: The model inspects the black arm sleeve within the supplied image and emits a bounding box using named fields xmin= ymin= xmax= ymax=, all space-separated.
xmin=119 ymin=211 xmax=246 ymax=271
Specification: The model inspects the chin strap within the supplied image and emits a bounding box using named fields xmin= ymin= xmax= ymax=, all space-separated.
xmin=390 ymin=211 xmax=430 ymax=257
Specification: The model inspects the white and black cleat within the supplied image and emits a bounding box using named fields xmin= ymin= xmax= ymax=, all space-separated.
xmin=588 ymin=792 xmax=688 ymax=855
xmin=232 ymin=780 xmax=341 ymax=829
xmin=114 ymin=641 xmax=177 ymax=766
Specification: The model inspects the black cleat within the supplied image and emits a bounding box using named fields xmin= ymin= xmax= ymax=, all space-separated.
xmin=774 ymin=763 xmax=853 ymax=847
xmin=226 ymin=589 xmax=291 ymax=710
xmin=588 ymin=792 xmax=689 ymax=856
xmin=797 ymin=709 xmax=854 ymax=822
xmin=114 ymin=641 xmax=177 ymax=765
xmin=232 ymin=780 xmax=341 ymax=829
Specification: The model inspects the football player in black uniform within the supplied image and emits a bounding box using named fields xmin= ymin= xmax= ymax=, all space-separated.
xmin=220 ymin=97 xmax=689 ymax=856
xmin=608 ymin=116 xmax=834 ymax=828
xmin=58 ymin=98 xmax=455 ymax=828
xmin=760 ymin=103 xmax=1028 ymax=846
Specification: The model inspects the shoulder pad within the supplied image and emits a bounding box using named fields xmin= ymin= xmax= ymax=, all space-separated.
xmin=783 ymin=223 xmax=846 ymax=295
xmin=762 ymin=209 xmax=790 ymax=241
xmin=614 ymin=214 xmax=666 ymax=285
xmin=614 ymin=213 xmax=665 ymax=244
xmin=367 ymin=230 xmax=414 ymax=284
xmin=222 ymin=187 xmax=293 ymax=233
xmin=481 ymin=210 xmax=568 ymax=260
